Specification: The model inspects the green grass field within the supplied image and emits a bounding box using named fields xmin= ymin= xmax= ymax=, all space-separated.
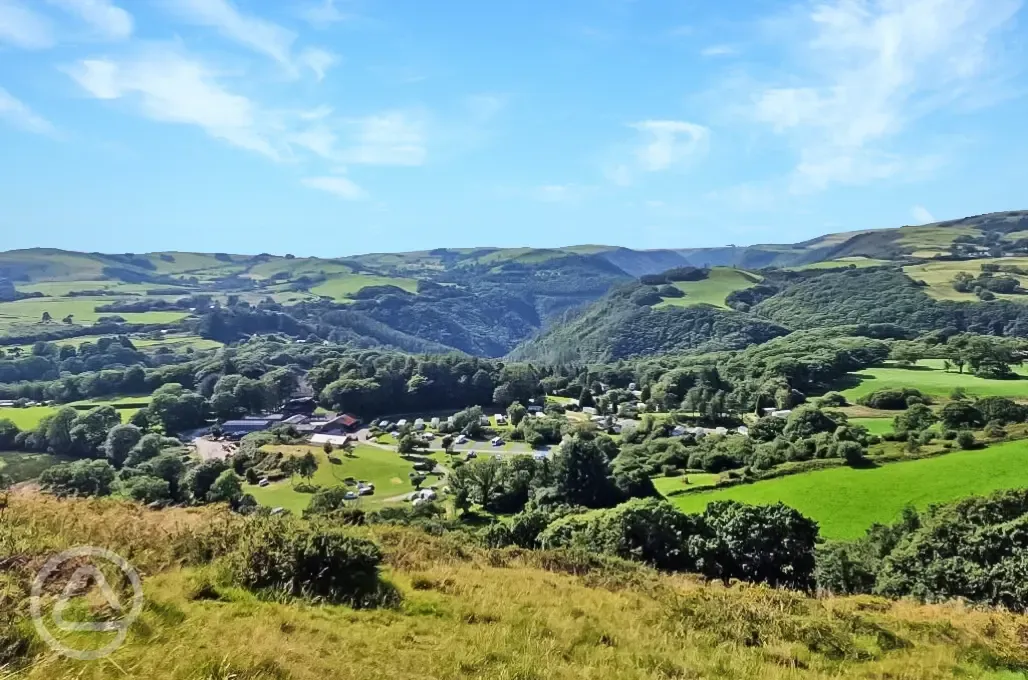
xmin=670 ymin=439 xmax=1028 ymax=539
xmin=246 ymin=445 xmax=423 ymax=513
xmin=0 ymin=406 xmax=58 ymax=429
xmin=656 ymin=268 xmax=762 ymax=309
xmin=0 ymin=451 xmax=63 ymax=482
xmin=310 ymin=273 xmax=419 ymax=301
xmin=850 ymin=417 xmax=893 ymax=435
xmin=788 ymin=257 xmax=890 ymax=271
xmin=0 ymin=401 xmax=145 ymax=430
xmin=0 ymin=297 xmax=189 ymax=329
xmin=838 ymin=359 xmax=1028 ymax=402
xmin=903 ymin=257 xmax=1028 ymax=303
xmin=895 ymin=224 xmax=981 ymax=251
xmin=652 ymin=473 xmax=719 ymax=497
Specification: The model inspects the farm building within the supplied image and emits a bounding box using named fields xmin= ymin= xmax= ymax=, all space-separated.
xmin=316 ymin=413 xmax=361 ymax=434
xmin=310 ymin=433 xmax=352 ymax=447
xmin=221 ymin=420 xmax=272 ymax=437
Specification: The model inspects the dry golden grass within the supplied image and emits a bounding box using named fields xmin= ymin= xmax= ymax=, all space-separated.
xmin=4 ymin=493 xmax=1028 ymax=679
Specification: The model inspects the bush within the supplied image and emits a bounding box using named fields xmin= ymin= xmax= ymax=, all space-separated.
xmin=942 ymin=429 xmax=957 ymax=441
xmin=983 ymin=420 xmax=1007 ymax=439
xmin=818 ymin=392 xmax=848 ymax=407
xmin=956 ymin=430 xmax=977 ymax=450
xmin=857 ymin=388 xmax=929 ymax=410
xmin=229 ymin=516 xmax=394 ymax=607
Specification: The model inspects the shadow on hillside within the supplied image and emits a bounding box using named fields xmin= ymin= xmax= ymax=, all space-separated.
xmin=849 ymin=459 xmax=881 ymax=471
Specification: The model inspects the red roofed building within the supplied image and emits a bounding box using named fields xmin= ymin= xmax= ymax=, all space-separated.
xmin=317 ymin=413 xmax=361 ymax=434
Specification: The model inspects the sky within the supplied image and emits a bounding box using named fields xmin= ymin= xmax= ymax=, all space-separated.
xmin=0 ymin=0 xmax=1026 ymax=257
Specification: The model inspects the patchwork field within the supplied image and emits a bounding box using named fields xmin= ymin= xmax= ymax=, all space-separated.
xmin=838 ymin=359 xmax=1028 ymax=402
xmin=670 ymin=439 xmax=1028 ymax=539
xmin=903 ymin=257 xmax=1028 ymax=303
xmin=0 ymin=400 xmax=145 ymax=430
xmin=652 ymin=473 xmax=720 ymax=497
xmin=656 ymin=268 xmax=762 ymax=309
xmin=246 ymin=444 xmax=428 ymax=513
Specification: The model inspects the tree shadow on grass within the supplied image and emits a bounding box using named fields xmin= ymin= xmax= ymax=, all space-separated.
xmin=848 ymin=458 xmax=881 ymax=470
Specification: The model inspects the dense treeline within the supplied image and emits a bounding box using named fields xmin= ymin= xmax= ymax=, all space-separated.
xmin=510 ymin=283 xmax=789 ymax=363
xmin=755 ymin=269 xmax=1028 ymax=336
xmin=817 ymin=489 xmax=1028 ymax=611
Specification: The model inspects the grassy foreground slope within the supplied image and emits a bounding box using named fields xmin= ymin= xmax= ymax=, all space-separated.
xmin=7 ymin=493 xmax=1028 ymax=680
xmin=670 ymin=439 xmax=1028 ymax=539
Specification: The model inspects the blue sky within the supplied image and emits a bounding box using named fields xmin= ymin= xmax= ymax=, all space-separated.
xmin=1 ymin=0 xmax=1025 ymax=256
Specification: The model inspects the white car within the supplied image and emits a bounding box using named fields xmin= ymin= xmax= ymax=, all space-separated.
xmin=258 ymin=479 xmax=270 ymax=488
xmin=344 ymin=491 xmax=358 ymax=501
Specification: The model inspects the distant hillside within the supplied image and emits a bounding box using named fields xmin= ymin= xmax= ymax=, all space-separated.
xmin=3 ymin=209 xmax=1028 ymax=357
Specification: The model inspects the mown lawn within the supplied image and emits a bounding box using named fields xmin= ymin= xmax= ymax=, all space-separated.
xmin=245 ymin=445 xmax=423 ymax=513
xmin=671 ymin=439 xmax=1028 ymax=539
xmin=839 ymin=359 xmax=1028 ymax=402
xmin=656 ymin=268 xmax=762 ymax=309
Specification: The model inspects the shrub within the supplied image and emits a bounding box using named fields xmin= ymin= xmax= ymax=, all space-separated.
xmin=818 ymin=392 xmax=848 ymax=407
xmin=942 ymin=429 xmax=957 ymax=441
xmin=983 ymin=420 xmax=1007 ymax=439
xmin=956 ymin=430 xmax=977 ymax=450
xmin=857 ymin=388 xmax=929 ymax=410
xmin=229 ymin=515 xmax=394 ymax=607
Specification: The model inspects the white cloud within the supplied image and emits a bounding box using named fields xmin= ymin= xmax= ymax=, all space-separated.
xmin=0 ymin=86 xmax=57 ymax=135
xmin=47 ymin=0 xmax=132 ymax=40
xmin=302 ymin=175 xmax=366 ymax=200
xmin=911 ymin=205 xmax=937 ymax=224
xmin=701 ymin=44 xmax=737 ymax=57
xmin=66 ymin=48 xmax=282 ymax=159
xmin=341 ymin=112 xmax=427 ymax=166
xmin=298 ymin=47 xmax=339 ymax=81
xmin=751 ymin=0 xmax=1021 ymax=191
xmin=301 ymin=0 xmax=349 ymax=27
xmin=168 ymin=0 xmax=296 ymax=66
xmin=0 ymin=1 xmax=54 ymax=48
xmin=630 ymin=120 xmax=710 ymax=172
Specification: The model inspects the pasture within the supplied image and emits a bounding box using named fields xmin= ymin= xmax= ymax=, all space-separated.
xmin=0 ymin=451 xmax=63 ymax=482
xmin=838 ymin=359 xmax=1028 ymax=402
xmin=0 ymin=297 xmax=189 ymax=330
xmin=903 ymin=257 xmax=1028 ymax=303
xmin=245 ymin=444 xmax=426 ymax=513
xmin=310 ymin=273 xmax=419 ymax=301
xmin=0 ymin=401 xmax=145 ymax=430
xmin=656 ymin=268 xmax=762 ymax=309
xmin=850 ymin=417 xmax=893 ymax=435
xmin=788 ymin=257 xmax=890 ymax=271
xmin=651 ymin=473 xmax=720 ymax=497
xmin=670 ymin=439 xmax=1028 ymax=539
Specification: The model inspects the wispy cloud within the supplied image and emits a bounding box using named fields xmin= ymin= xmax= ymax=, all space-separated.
xmin=300 ymin=0 xmax=350 ymax=28
xmin=701 ymin=44 xmax=737 ymax=57
xmin=66 ymin=47 xmax=282 ymax=159
xmin=911 ymin=205 xmax=937 ymax=224
xmin=302 ymin=175 xmax=366 ymax=200
xmin=167 ymin=0 xmax=337 ymax=79
xmin=750 ymin=0 xmax=1021 ymax=192
xmin=0 ymin=86 xmax=57 ymax=135
xmin=168 ymin=0 xmax=294 ymax=64
xmin=298 ymin=47 xmax=339 ymax=81
xmin=630 ymin=120 xmax=710 ymax=172
xmin=340 ymin=112 xmax=427 ymax=166
xmin=0 ymin=1 xmax=55 ymax=48
xmin=47 ymin=0 xmax=133 ymax=40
